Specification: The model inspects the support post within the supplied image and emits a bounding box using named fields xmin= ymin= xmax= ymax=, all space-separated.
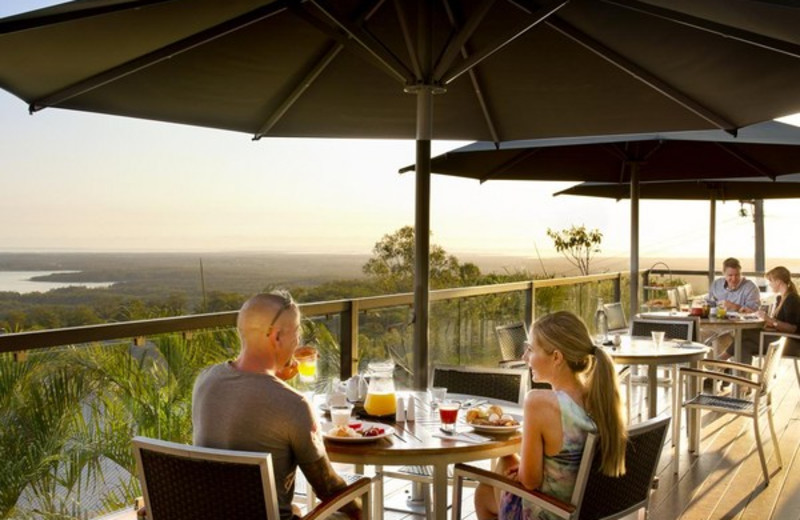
xmin=708 ymin=197 xmax=716 ymax=289
xmin=629 ymin=163 xmax=640 ymax=320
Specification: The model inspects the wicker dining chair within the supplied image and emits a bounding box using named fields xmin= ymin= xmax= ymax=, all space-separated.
xmin=495 ymin=322 xmax=528 ymax=363
xmin=452 ymin=416 xmax=670 ymax=520
xmin=674 ymin=337 xmax=786 ymax=483
xmin=132 ymin=437 xmax=373 ymax=520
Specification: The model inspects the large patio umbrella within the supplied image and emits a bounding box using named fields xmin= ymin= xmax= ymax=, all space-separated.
xmin=555 ymin=173 xmax=800 ymax=288
xmin=404 ymin=121 xmax=800 ymax=318
xmin=3 ymin=1 xmax=800 ymax=388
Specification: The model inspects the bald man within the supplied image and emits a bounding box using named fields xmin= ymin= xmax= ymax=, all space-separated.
xmin=192 ymin=292 xmax=361 ymax=520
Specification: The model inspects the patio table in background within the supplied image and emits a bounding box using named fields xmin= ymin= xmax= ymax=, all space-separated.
xmin=320 ymin=391 xmax=521 ymax=520
xmin=603 ymin=336 xmax=709 ymax=451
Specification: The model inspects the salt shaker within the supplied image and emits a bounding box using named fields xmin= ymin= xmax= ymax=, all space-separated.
xmin=395 ymin=396 xmax=406 ymax=422
xmin=405 ymin=396 xmax=416 ymax=421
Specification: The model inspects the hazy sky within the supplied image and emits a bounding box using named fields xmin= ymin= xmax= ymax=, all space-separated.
xmin=3 ymin=1 xmax=800 ymax=271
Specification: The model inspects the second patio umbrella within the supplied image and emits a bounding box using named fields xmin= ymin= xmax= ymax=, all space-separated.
xmin=407 ymin=121 xmax=800 ymax=317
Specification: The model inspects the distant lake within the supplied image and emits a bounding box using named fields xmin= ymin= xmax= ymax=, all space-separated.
xmin=0 ymin=271 xmax=115 ymax=294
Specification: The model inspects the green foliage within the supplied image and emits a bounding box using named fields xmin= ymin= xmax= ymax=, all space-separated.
xmin=362 ymin=226 xmax=475 ymax=292
xmin=546 ymin=225 xmax=603 ymax=276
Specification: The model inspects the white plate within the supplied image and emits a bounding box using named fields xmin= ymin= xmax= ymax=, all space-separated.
xmin=467 ymin=414 xmax=522 ymax=434
xmin=322 ymin=421 xmax=395 ymax=443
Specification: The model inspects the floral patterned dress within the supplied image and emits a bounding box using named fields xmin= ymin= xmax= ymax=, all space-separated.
xmin=499 ymin=391 xmax=597 ymax=520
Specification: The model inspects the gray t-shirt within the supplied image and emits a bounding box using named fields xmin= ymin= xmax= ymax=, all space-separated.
xmin=708 ymin=277 xmax=760 ymax=311
xmin=192 ymin=362 xmax=326 ymax=520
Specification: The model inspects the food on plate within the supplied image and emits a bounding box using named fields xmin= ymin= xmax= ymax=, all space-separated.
xmin=328 ymin=425 xmax=362 ymax=438
xmin=465 ymin=405 xmax=519 ymax=427
xmin=327 ymin=423 xmax=386 ymax=438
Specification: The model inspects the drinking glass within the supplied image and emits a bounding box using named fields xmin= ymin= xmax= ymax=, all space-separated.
xmin=651 ymin=330 xmax=665 ymax=349
xmin=438 ymin=400 xmax=460 ymax=432
xmin=330 ymin=405 xmax=353 ymax=427
xmin=294 ymin=346 xmax=318 ymax=383
xmin=428 ymin=386 xmax=447 ymax=408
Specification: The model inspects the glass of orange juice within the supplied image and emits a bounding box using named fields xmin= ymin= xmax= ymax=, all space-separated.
xmin=294 ymin=346 xmax=317 ymax=383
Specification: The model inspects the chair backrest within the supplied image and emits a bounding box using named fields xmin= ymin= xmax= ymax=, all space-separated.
xmin=603 ymin=302 xmax=627 ymax=332
xmin=759 ymin=337 xmax=787 ymax=393
xmin=631 ymin=318 xmax=695 ymax=342
xmin=432 ymin=365 xmax=529 ymax=405
xmin=683 ymin=283 xmax=694 ymax=299
xmin=133 ymin=437 xmax=279 ymax=520
xmin=495 ymin=323 xmax=528 ymax=361
xmin=578 ymin=416 xmax=671 ymax=520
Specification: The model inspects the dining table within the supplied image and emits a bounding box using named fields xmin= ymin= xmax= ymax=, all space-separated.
xmin=319 ymin=391 xmax=522 ymax=520
xmin=639 ymin=310 xmax=764 ymax=397
xmin=602 ymin=335 xmax=709 ymax=451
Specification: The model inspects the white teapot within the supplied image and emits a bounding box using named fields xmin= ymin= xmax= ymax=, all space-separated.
xmin=346 ymin=374 xmax=367 ymax=402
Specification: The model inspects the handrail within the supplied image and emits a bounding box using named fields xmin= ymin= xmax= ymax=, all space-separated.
xmin=0 ymin=274 xmax=627 ymax=356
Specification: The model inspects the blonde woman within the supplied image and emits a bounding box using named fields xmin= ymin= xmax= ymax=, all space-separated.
xmin=728 ymin=266 xmax=800 ymax=365
xmin=475 ymin=311 xmax=627 ymax=520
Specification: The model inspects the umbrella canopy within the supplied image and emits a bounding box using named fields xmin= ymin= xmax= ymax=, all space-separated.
xmin=406 ymin=121 xmax=800 ymax=318
xmin=554 ymin=174 xmax=800 ymax=201
xmin=3 ymin=1 xmax=800 ymax=387
xmin=555 ymin=173 xmax=800 ymax=288
xmin=403 ymin=121 xmax=800 ymax=182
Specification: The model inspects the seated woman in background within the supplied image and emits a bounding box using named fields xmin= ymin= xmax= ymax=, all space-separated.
xmin=725 ymin=265 xmax=800 ymax=365
xmin=474 ymin=311 xmax=627 ymax=520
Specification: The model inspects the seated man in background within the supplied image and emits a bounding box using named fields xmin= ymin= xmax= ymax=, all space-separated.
xmin=703 ymin=257 xmax=761 ymax=356
xmin=707 ymin=257 xmax=761 ymax=313
xmin=192 ymin=291 xmax=361 ymax=520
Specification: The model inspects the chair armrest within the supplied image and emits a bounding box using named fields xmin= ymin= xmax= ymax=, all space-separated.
xmin=304 ymin=475 xmax=373 ymax=520
xmin=678 ymin=367 xmax=759 ymax=390
xmin=697 ymin=358 xmax=761 ymax=375
xmin=453 ymin=464 xmax=574 ymax=518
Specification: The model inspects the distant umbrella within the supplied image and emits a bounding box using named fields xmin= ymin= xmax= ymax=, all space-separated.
xmin=555 ymin=174 xmax=800 ymax=287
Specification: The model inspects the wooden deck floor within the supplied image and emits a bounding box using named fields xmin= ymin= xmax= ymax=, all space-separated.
xmin=349 ymin=359 xmax=800 ymax=520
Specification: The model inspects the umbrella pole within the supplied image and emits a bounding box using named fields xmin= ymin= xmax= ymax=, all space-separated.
xmin=708 ymin=196 xmax=716 ymax=289
xmin=629 ymin=163 xmax=640 ymax=320
xmin=754 ymin=199 xmax=765 ymax=276
xmin=413 ymin=86 xmax=433 ymax=391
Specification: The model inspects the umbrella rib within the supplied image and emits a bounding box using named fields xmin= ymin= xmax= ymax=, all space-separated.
xmin=310 ymin=0 xmax=414 ymax=83
xmin=440 ymin=0 xmax=500 ymax=143
xmin=0 ymin=0 xmax=172 ymax=34
xmin=29 ymin=0 xmax=294 ymax=112
xmin=440 ymin=0 xmax=568 ymax=84
xmin=546 ymin=17 xmax=736 ymax=132
xmin=480 ymin=147 xmax=543 ymax=183
xmin=254 ymin=43 xmax=343 ymax=139
xmin=605 ymin=0 xmax=800 ymax=60
xmin=432 ymin=0 xmax=496 ymax=81
xmin=392 ymin=0 xmax=422 ymax=80
xmin=713 ymin=142 xmax=778 ymax=180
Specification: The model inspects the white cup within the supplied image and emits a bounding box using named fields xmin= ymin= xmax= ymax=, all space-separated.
xmin=428 ymin=387 xmax=447 ymax=408
xmin=330 ymin=405 xmax=353 ymax=427
xmin=651 ymin=330 xmax=665 ymax=349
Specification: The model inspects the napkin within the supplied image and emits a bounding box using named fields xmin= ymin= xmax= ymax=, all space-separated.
xmin=432 ymin=431 xmax=490 ymax=444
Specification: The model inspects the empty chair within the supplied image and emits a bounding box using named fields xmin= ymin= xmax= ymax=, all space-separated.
xmin=132 ymin=436 xmax=373 ymax=520
xmin=452 ymin=416 xmax=670 ymax=520
xmin=495 ymin=322 xmax=527 ymax=363
xmin=430 ymin=364 xmax=530 ymax=405
xmin=675 ymin=337 xmax=786 ymax=483
xmin=761 ymin=330 xmax=800 ymax=388
xmin=631 ymin=317 xmax=695 ymax=342
xmin=603 ymin=301 xmax=628 ymax=333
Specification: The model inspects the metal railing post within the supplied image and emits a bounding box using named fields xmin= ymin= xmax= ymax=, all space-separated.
xmin=526 ymin=281 xmax=535 ymax=328
xmin=339 ymin=300 xmax=358 ymax=380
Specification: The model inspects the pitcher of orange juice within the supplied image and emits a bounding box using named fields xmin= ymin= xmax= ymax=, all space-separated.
xmin=364 ymin=360 xmax=397 ymax=417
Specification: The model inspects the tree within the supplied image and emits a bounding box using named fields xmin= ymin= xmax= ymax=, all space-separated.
xmin=362 ymin=226 xmax=478 ymax=292
xmin=546 ymin=225 xmax=603 ymax=276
